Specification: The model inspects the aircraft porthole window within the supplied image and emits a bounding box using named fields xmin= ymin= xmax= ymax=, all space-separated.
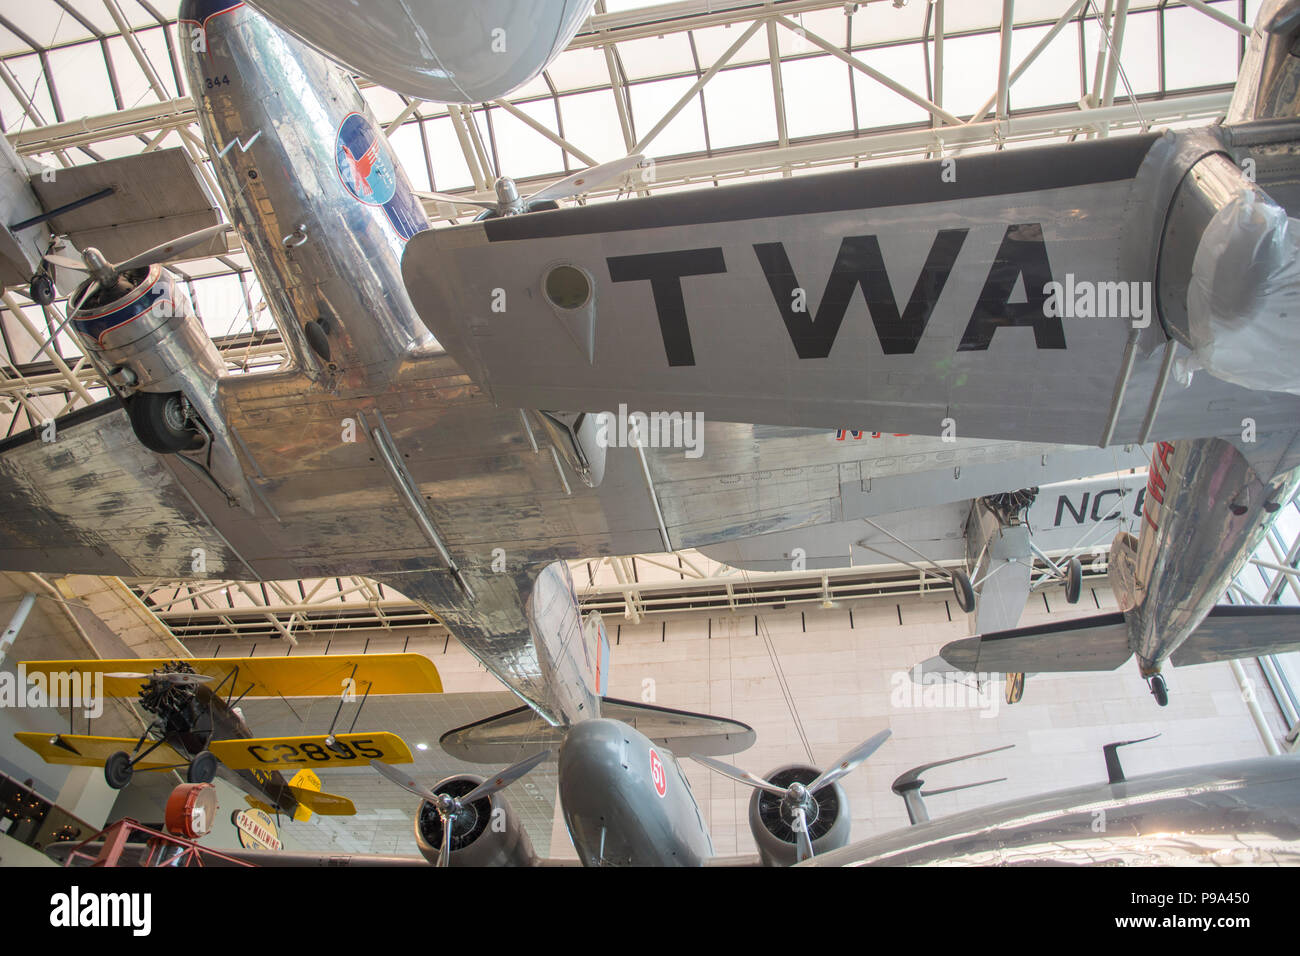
xmin=544 ymin=265 xmax=592 ymax=311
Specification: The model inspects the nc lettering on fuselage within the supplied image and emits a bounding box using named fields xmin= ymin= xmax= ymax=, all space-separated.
xmin=606 ymin=223 xmax=1066 ymax=366
xmin=1053 ymin=486 xmax=1146 ymax=527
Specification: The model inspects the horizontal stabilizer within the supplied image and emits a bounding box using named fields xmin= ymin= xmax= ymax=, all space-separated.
xmin=208 ymin=732 xmax=412 ymax=769
xmin=940 ymin=612 xmax=1133 ymax=673
xmin=287 ymin=786 xmax=355 ymax=816
xmin=599 ymin=698 xmax=756 ymax=756
xmin=441 ymin=698 xmax=755 ymax=763
xmin=1171 ymin=605 xmax=1300 ymax=665
xmin=14 ymin=732 xmax=184 ymax=770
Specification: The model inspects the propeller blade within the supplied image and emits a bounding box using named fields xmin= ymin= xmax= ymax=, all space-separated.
xmin=524 ymin=154 xmax=646 ymax=206
xmin=105 ymin=672 xmax=148 ymax=680
xmin=690 ymin=754 xmax=787 ymax=797
xmin=369 ymin=759 xmax=442 ymax=805
xmin=156 ymin=673 xmax=213 ymax=685
xmin=114 ymin=223 xmax=233 ymax=272
xmin=43 ymin=253 xmax=87 ymax=272
xmin=461 ymin=749 xmax=550 ymax=805
xmin=418 ymin=190 xmax=500 ymax=211
xmin=793 ymin=806 xmax=814 ymax=863
xmin=808 ymin=728 xmax=892 ymax=795
xmin=437 ymin=812 xmax=452 ymax=868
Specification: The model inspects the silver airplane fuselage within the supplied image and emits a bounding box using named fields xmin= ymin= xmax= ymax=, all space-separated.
xmin=179 ymin=1 xmax=721 ymax=867
xmin=1116 ymin=437 xmax=1300 ymax=685
xmin=180 ymin=0 xmax=609 ymax=727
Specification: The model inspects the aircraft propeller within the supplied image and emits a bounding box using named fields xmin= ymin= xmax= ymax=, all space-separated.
xmin=105 ymin=670 xmax=214 ymax=686
xmin=692 ymin=728 xmax=892 ymax=863
xmin=421 ymin=154 xmax=647 ymax=218
xmin=43 ymin=222 xmax=234 ymax=313
xmin=371 ymin=749 xmax=550 ymax=867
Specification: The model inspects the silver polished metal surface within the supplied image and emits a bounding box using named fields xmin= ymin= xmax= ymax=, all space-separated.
xmin=0 ymin=0 xmax=1263 ymax=735
xmin=810 ymin=755 xmax=1300 ymax=867
xmin=1227 ymin=0 xmax=1300 ymax=123
xmin=182 ymin=0 xmax=434 ymax=390
xmin=243 ymin=0 xmax=594 ymax=103
xmin=1126 ymin=437 xmax=1300 ymax=673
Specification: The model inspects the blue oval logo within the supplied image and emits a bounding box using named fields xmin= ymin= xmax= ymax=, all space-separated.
xmin=335 ymin=112 xmax=396 ymax=206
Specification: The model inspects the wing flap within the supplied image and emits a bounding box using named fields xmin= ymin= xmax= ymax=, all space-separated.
xmin=940 ymin=612 xmax=1134 ymax=673
xmin=208 ymin=732 xmax=413 ymax=769
xmin=13 ymin=732 xmax=185 ymax=770
xmin=1171 ymin=605 xmax=1300 ymax=666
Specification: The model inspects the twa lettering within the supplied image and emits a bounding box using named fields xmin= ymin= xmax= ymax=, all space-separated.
xmin=608 ymin=223 xmax=1067 ymax=367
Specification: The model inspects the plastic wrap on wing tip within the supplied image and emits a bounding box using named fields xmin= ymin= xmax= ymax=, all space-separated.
xmin=1186 ymin=190 xmax=1300 ymax=395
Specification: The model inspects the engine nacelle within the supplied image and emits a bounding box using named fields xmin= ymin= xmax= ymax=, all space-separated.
xmin=71 ymin=264 xmax=224 ymax=405
xmin=748 ymin=765 xmax=851 ymax=867
xmin=413 ymin=775 xmax=537 ymax=868
xmin=70 ymin=265 xmax=253 ymax=508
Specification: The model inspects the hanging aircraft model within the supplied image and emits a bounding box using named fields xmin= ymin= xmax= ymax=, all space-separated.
xmin=0 ymin=1 xmax=1295 ymax=876
xmin=0 ymin=0 xmax=1136 ymax=745
xmin=12 ymin=653 xmax=439 ymax=821
xmin=398 ymin=0 xmax=1300 ymax=706
xmin=0 ymin=0 xmax=1294 ymax=863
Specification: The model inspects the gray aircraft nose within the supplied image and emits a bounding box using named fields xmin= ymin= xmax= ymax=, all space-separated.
xmin=559 ymin=718 xmax=698 ymax=866
xmin=558 ymin=718 xmax=627 ymax=792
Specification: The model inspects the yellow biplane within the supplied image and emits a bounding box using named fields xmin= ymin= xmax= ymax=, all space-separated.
xmin=14 ymin=653 xmax=441 ymax=821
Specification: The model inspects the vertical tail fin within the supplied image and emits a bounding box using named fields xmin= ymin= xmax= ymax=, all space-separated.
xmin=585 ymin=611 xmax=610 ymax=698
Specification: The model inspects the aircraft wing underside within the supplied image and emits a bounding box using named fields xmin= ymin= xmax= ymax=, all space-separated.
xmin=402 ymin=132 xmax=1300 ymax=450
xmin=0 ymin=351 xmax=1145 ymax=583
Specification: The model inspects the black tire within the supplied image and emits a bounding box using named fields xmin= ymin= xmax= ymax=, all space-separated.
xmin=104 ymin=750 xmax=134 ymax=790
xmin=1005 ymin=672 xmax=1025 ymax=705
xmin=125 ymin=391 xmax=203 ymax=454
xmin=951 ymin=569 xmax=975 ymax=614
xmin=187 ymin=750 xmax=217 ymax=784
xmin=1151 ymin=674 xmax=1169 ymax=707
xmin=1065 ymin=556 xmax=1083 ymax=604
xmin=29 ymin=274 xmax=55 ymax=306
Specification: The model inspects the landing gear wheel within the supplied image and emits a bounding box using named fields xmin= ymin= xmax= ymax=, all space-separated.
xmin=1064 ymin=556 xmax=1083 ymax=604
xmin=1150 ymin=674 xmax=1169 ymax=707
xmin=951 ymin=569 xmax=975 ymax=614
xmin=29 ymin=274 xmax=55 ymax=306
xmin=104 ymin=750 xmax=134 ymax=789
xmin=187 ymin=750 xmax=217 ymax=784
xmin=1005 ymin=672 xmax=1025 ymax=705
xmin=125 ymin=391 xmax=204 ymax=454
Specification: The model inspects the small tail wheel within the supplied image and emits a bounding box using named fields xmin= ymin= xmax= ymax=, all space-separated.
xmin=1150 ymin=674 xmax=1169 ymax=707
xmin=187 ymin=749 xmax=218 ymax=784
xmin=1005 ymin=672 xmax=1025 ymax=705
xmin=951 ymin=569 xmax=976 ymax=614
xmin=104 ymin=750 xmax=134 ymax=789
xmin=29 ymin=273 xmax=55 ymax=306
xmin=1065 ymin=556 xmax=1083 ymax=604
xmin=125 ymin=391 xmax=204 ymax=454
